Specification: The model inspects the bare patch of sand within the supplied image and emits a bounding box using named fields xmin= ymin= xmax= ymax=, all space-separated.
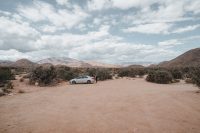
xmin=0 ymin=78 xmax=200 ymax=133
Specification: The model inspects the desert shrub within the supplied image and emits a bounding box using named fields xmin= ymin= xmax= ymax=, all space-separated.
xmin=86 ymin=68 xmax=97 ymax=77
xmin=96 ymin=69 xmax=112 ymax=81
xmin=170 ymin=68 xmax=183 ymax=79
xmin=0 ymin=67 xmax=14 ymax=83
xmin=61 ymin=71 xmax=78 ymax=81
xmin=146 ymin=71 xmax=156 ymax=82
xmin=20 ymin=78 xmax=24 ymax=82
xmin=191 ymin=67 xmax=200 ymax=88
xmin=172 ymin=79 xmax=180 ymax=83
xmin=118 ymin=68 xmax=136 ymax=77
xmin=154 ymin=70 xmax=173 ymax=84
xmin=29 ymin=66 xmax=57 ymax=86
xmin=2 ymin=81 xmax=14 ymax=93
xmin=0 ymin=89 xmax=4 ymax=96
xmin=135 ymin=68 xmax=146 ymax=77
xmin=181 ymin=67 xmax=196 ymax=79
xmin=85 ymin=68 xmax=112 ymax=81
xmin=185 ymin=78 xmax=193 ymax=84
xmin=118 ymin=68 xmax=129 ymax=77
xmin=56 ymin=66 xmax=78 ymax=81
xmin=18 ymin=89 xmax=25 ymax=93
xmin=0 ymin=67 xmax=14 ymax=94
xmin=23 ymin=74 xmax=30 ymax=79
xmin=146 ymin=70 xmax=172 ymax=84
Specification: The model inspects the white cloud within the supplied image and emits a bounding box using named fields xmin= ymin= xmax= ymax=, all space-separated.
xmin=87 ymin=0 xmax=112 ymax=11
xmin=185 ymin=0 xmax=200 ymax=14
xmin=18 ymin=1 xmax=89 ymax=29
xmin=87 ymin=0 xmax=158 ymax=10
xmin=123 ymin=23 xmax=200 ymax=35
xmin=158 ymin=39 xmax=183 ymax=47
xmin=172 ymin=24 xmax=200 ymax=33
xmin=0 ymin=16 xmax=39 ymax=37
xmin=93 ymin=18 xmax=101 ymax=25
xmin=0 ymin=49 xmax=30 ymax=61
xmin=123 ymin=23 xmax=172 ymax=34
xmin=112 ymin=0 xmax=156 ymax=10
xmin=56 ymin=0 xmax=69 ymax=6
xmin=0 ymin=16 xmax=40 ymax=52
xmin=40 ymin=25 xmax=61 ymax=33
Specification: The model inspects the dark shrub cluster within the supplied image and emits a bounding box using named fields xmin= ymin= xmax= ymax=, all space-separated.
xmin=146 ymin=71 xmax=155 ymax=82
xmin=96 ymin=68 xmax=112 ymax=81
xmin=86 ymin=68 xmax=97 ymax=77
xmin=169 ymin=68 xmax=183 ymax=79
xmin=0 ymin=67 xmax=14 ymax=96
xmin=191 ymin=67 xmax=200 ymax=89
xmin=0 ymin=67 xmax=14 ymax=85
xmin=56 ymin=66 xmax=78 ymax=81
xmin=135 ymin=68 xmax=146 ymax=77
xmin=29 ymin=66 xmax=57 ymax=86
xmin=118 ymin=68 xmax=136 ymax=77
xmin=146 ymin=70 xmax=173 ymax=84
xmin=3 ymin=81 xmax=14 ymax=93
xmin=86 ymin=68 xmax=112 ymax=81
xmin=118 ymin=68 xmax=146 ymax=78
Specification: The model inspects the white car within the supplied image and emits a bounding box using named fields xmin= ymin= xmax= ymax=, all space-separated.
xmin=70 ymin=76 xmax=95 ymax=84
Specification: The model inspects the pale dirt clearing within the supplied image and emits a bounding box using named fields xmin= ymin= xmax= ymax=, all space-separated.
xmin=0 ymin=78 xmax=200 ymax=133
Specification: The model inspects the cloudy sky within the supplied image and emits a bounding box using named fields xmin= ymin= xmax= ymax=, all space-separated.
xmin=0 ymin=0 xmax=200 ymax=64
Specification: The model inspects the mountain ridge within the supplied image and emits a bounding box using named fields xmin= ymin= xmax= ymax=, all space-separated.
xmin=158 ymin=48 xmax=200 ymax=67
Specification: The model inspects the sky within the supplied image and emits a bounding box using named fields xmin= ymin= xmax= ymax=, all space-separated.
xmin=0 ymin=0 xmax=200 ymax=65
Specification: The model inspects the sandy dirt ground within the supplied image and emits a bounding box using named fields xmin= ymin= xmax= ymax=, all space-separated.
xmin=0 ymin=78 xmax=200 ymax=133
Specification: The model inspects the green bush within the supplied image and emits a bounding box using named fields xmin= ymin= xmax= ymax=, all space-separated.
xmin=29 ymin=66 xmax=57 ymax=86
xmin=0 ymin=67 xmax=14 ymax=83
xmin=86 ymin=68 xmax=97 ymax=77
xmin=146 ymin=70 xmax=172 ymax=84
xmin=23 ymin=74 xmax=30 ymax=79
xmin=20 ymin=78 xmax=24 ymax=82
xmin=118 ymin=68 xmax=129 ymax=77
xmin=96 ymin=69 xmax=112 ymax=81
xmin=172 ymin=79 xmax=180 ymax=83
xmin=0 ymin=67 xmax=14 ymax=94
xmin=191 ymin=67 xmax=200 ymax=88
xmin=136 ymin=68 xmax=146 ymax=77
xmin=3 ymin=81 xmax=14 ymax=93
xmin=85 ymin=68 xmax=112 ymax=81
xmin=146 ymin=71 xmax=156 ymax=82
xmin=118 ymin=68 xmax=136 ymax=77
xmin=185 ymin=78 xmax=193 ymax=84
xmin=170 ymin=69 xmax=183 ymax=79
xmin=56 ymin=66 xmax=78 ymax=81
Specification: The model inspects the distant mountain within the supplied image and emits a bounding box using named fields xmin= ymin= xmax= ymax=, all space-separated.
xmin=38 ymin=57 xmax=92 ymax=68
xmin=85 ymin=61 xmax=121 ymax=68
xmin=0 ymin=60 xmax=14 ymax=67
xmin=38 ymin=57 xmax=120 ymax=68
xmin=0 ymin=59 xmax=37 ymax=68
xmin=127 ymin=65 xmax=145 ymax=68
xmin=121 ymin=61 xmax=154 ymax=67
xmin=158 ymin=48 xmax=200 ymax=67
xmin=13 ymin=59 xmax=37 ymax=68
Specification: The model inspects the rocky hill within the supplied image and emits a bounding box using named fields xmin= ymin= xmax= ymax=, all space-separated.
xmin=158 ymin=48 xmax=200 ymax=67
xmin=12 ymin=59 xmax=37 ymax=68
xmin=37 ymin=57 xmax=92 ymax=68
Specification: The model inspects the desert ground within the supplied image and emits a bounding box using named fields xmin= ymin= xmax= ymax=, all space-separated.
xmin=0 ymin=78 xmax=200 ymax=133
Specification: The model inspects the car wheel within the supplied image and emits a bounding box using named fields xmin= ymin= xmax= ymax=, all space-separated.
xmin=72 ymin=81 xmax=76 ymax=84
xmin=87 ymin=80 xmax=91 ymax=84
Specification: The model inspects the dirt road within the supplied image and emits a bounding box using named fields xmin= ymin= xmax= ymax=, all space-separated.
xmin=0 ymin=78 xmax=200 ymax=133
